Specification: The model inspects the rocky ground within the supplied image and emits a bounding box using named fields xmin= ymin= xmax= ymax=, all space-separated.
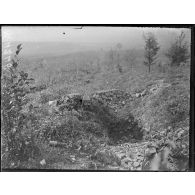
xmin=41 ymin=81 xmax=187 ymax=171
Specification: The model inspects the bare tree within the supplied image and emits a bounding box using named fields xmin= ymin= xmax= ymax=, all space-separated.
xmin=108 ymin=48 xmax=115 ymax=65
xmin=116 ymin=43 xmax=123 ymax=73
xmin=125 ymin=49 xmax=137 ymax=70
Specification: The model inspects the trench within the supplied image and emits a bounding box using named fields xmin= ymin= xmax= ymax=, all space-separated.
xmin=61 ymin=94 xmax=144 ymax=145
xmin=82 ymin=101 xmax=143 ymax=144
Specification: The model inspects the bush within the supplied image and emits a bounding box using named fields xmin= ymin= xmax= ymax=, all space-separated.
xmin=1 ymin=44 xmax=41 ymax=168
xmin=165 ymin=31 xmax=190 ymax=66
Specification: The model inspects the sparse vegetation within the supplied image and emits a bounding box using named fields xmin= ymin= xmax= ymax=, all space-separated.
xmin=1 ymin=45 xmax=41 ymax=168
xmin=1 ymin=28 xmax=190 ymax=171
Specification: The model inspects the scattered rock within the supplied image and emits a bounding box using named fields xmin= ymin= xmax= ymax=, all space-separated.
xmin=49 ymin=141 xmax=67 ymax=147
xmin=49 ymin=141 xmax=58 ymax=146
xmin=117 ymin=153 xmax=126 ymax=159
xmin=141 ymin=89 xmax=147 ymax=96
xmin=133 ymin=161 xmax=140 ymax=167
xmin=48 ymin=100 xmax=57 ymax=106
xmin=178 ymin=130 xmax=185 ymax=138
xmin=135 ymin=93 xmax=141 ymax=98
xmin=136 ymin=166 xmax=142 ymax=170
xmin=40 ymin=159 xmax=46 ymax=166
xmin=70 ymin=155 xmax=76 ymax=161
xmin=145 ymin=147 xmax=156 ymax=157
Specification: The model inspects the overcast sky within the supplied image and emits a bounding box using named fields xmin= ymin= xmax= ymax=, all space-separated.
xmin=2 ymin=26 xmax=190 ymax=44
xmin=2 ymin=26 xmax=191 ymax=58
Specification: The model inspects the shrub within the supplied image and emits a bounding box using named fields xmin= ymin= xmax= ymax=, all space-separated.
xmin=1 ymin=44 xmax=41 ymax=168
xmin=165 ymin=31 xmax=190 ymax=66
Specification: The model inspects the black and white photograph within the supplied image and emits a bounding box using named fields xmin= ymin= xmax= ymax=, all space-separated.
xmin=1 ymin=25 xmax=193 ymax=171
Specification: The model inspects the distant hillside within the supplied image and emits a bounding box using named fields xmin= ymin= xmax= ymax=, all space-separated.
xmin=2 ymin=28 xmax=190 ymax=61
xmin=3 ymin=41 xmax=104 ymax=58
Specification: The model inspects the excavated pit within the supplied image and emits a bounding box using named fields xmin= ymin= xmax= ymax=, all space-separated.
xmin=56 ymin=89 xmax=144 ymax=145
